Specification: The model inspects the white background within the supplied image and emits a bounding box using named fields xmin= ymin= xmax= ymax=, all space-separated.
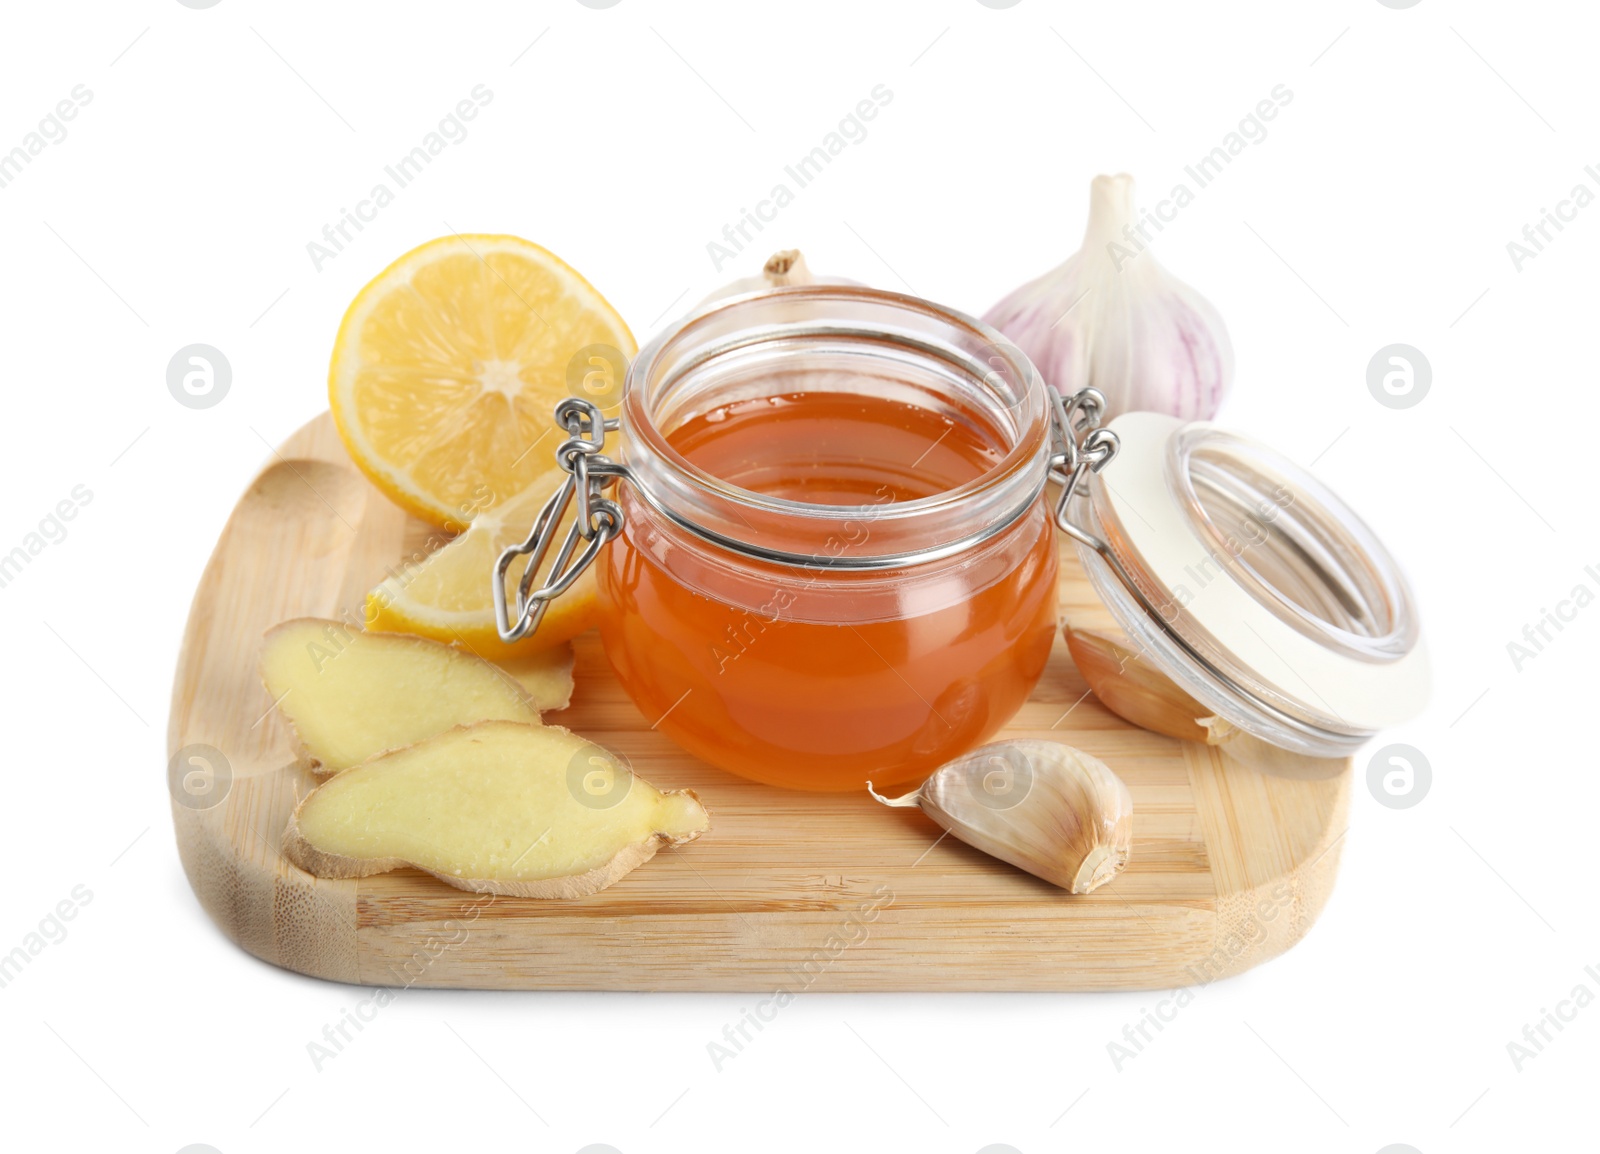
xmin=0 ymin=1 xmax=1593 ymax=1151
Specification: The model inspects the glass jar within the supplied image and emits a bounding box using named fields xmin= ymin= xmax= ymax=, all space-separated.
xmin=500 ymin=287 xmax=1066 ymax=791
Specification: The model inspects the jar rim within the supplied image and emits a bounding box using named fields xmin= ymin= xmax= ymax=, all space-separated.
xmin=620 ymin=285 xmax=1052 ymax=534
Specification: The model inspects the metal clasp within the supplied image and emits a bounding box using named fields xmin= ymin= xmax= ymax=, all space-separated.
xmin=493 ymin=398 xmax=630 ymax=643
xmin=1047 ymin=386 xmax=1120 ymax=550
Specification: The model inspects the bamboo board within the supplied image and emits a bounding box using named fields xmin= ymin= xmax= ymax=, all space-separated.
xmin=168 ymin=413 xmax=1351 ymax=991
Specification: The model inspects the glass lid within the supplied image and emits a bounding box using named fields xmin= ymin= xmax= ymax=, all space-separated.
xmin=1078 ymin=412 xmax=1429 ymax=756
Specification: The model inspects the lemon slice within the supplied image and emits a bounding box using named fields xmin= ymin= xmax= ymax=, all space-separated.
xmin=329 ymin=234 xmax=635 ymax=527
xmin=366 ymin=475 xmax=599 ymax=658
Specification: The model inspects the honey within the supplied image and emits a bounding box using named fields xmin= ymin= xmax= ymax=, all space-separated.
xmin=598 ymin=391 xmax=1059 ymax=791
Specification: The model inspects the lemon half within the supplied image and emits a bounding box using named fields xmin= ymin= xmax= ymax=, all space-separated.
xmin=329 ymin=233 xmax=635 ymax=527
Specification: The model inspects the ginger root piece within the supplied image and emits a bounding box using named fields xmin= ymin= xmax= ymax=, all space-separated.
xmin=495 ymin=643 xmax=576 ymax=712
xmin=261 ymin=618 xmax=540 ymax=774
xmin=282 ymin=721 xmax=709 ymax=898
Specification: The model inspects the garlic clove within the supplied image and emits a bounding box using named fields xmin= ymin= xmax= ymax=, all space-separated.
xmin=1196 ymin=715 xmax=1240 ymax=745
xmin=1062 ymin=627 xmax=1352 ymax=782
xmin=1063 ymin=624 xmax=1226 ymax=745
xmin=982 ymin=173 xmax=1234 ymax=421
xmin=869 ymin=739 xmax=1133 ymax=894
xmin=697 ymin=248 xmax=859 ymax=308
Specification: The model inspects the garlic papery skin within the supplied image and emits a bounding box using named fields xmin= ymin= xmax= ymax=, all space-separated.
xmin=869 ymin=739 xmax=1133 ymax=893
xmin=982 ymin=173 xmax=1234 ymax=421
xmin=697 ymin=249 xmax=858 ymax=308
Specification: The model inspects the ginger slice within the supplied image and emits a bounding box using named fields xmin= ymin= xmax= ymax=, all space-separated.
xmin=282 ymin=721 xmax=709 ymax=898
xmin=494 ymin=643 xmax=576 ymax=712
xmin=261 ymin=618 xmax=540 ymax=774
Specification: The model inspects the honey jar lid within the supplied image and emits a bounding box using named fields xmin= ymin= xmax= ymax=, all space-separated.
xmin=1074 ymin=411 xmax=1429 ymax=756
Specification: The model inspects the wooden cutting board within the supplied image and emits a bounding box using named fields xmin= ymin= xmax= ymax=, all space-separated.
xmin=168 ymin=413 xmax=1351 ymax=991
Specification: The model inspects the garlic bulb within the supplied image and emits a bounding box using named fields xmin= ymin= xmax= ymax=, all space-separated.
xmin=983 ymin=173 xmax=1234 ymax=421
xmin=697 ymin=249 xmax=857 ymax=307
xmin=869 ymin=739 xmax=1133 ymax=893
